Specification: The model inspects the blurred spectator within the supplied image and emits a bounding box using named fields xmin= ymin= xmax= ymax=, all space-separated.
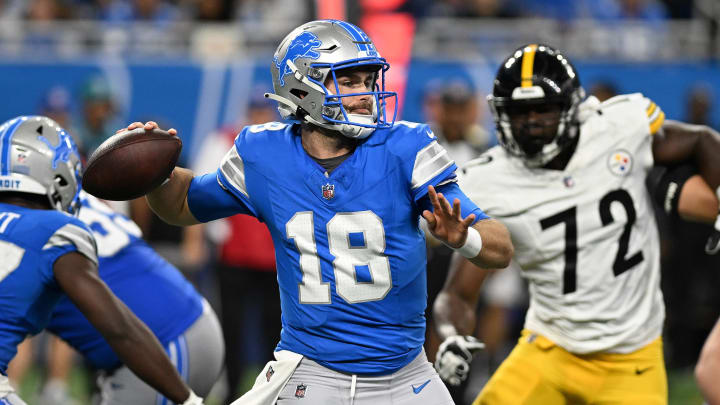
xmin=186 ymin=0 xmax=232 ymax=21
xmin=429 ymin=80 xmax=490 ymax=166
xmin=74 ymin=75 xmax=119 ymax=157
xmin=25 ymin=0 xmax=72 ymax=20
xmin=0 ymin=0 xmax=25 ymax=20
xmin=515 ymin=0 xmax=580 ymax=20
xmin=182 ymin=88 xmax=280 ymax=403
xmin=462 ymin=0 xmax=519 ymax=18
xmin=101 ymin=0 xmax=183 ymax=25
xmin=685 ymin=84 xmax=716 ymax=128
xmin=589 ymin=80 xmax=619 ymax=102
xmin=234 ymin=0 xmax=313 ymax=27
xmin=661 ymin=0 xmax=694 ymax=19
xmin=422 ymin=0 xmax=518 ymax=18
xmin=39 ymin=86 xmax=73 ymax=129
xmin=586 ymin=0 xmax=668 ymax=22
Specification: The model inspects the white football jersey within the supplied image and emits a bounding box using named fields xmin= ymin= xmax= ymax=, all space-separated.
xmin=459 ymin=94 xmax=666 ymax=354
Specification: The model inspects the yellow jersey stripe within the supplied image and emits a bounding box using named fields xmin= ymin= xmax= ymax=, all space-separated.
xmin=649 ymin=111 xmax=665 ymax=134
xmin=646 ymin=102 xmax=657 ymax=117
xmin=521 ymin=44 xmax=538 ymax=88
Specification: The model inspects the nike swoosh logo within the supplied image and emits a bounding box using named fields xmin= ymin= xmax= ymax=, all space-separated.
xmin=412 ymin=379 xmax=431 ymax=394
xmin=636 ymin=366 xmax=652 ymax=375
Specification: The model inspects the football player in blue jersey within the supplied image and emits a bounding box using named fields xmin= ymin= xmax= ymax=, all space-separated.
xmin=45 ymin=190 xmax=224 ymax=404
xmin=0 ymin=116 xmax=203 ymax=405
xmin=119 ymin=20 xmax=513 ymax=404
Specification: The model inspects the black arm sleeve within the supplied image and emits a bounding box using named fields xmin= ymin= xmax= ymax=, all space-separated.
xmin=646 ymin=164 xmax=697 ymax=217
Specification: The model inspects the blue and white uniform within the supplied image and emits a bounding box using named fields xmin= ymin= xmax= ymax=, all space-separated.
xmin=46 ymin=193 xmax=224 ymax=404
xmin=0 ymin=204 xmax=97 ymax=374
xmin=188 ymin=121 xmax=487 ymax=377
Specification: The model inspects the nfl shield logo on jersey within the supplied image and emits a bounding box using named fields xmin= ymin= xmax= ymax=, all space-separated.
xmin=295 ymin=383 xmax=307 ymax=398
xmin=265 ymin=365 xmax=274 ymax=382
xmin=607 ymin=150 xmax=633 ymax=177
xmin=322 ymin=183 xmax=335 ymax=200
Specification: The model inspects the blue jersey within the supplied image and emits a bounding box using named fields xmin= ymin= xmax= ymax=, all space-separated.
xmin=189 ymin=121 xmax=486 ymax=375
xmin=46 ymin=193 xmax=204 ymax=370
xmin=0 ymin=203 xmax=97 ymax=374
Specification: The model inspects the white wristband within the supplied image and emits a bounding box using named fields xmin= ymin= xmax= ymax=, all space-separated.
xmin=715 ymin=186 xmax=720 ymax=231
xmin=454 ymin=227 xmax=483 ymax=259
xmin=181 ymin=390 xmax=203 ymax=405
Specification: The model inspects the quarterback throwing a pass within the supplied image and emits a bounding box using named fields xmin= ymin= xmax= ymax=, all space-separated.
xmin=433 ymin=44 xmax=720 ymax=404
xmin=123 ymin=20 xmax=513 ymax=404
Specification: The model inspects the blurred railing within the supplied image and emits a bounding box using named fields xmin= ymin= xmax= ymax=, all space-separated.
xmin=413 ymin=18 xmax=718 ymax=62
xmin=0 ymin=18 xmax=717 ymax=62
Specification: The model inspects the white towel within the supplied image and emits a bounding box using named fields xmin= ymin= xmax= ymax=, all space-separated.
xmin=230 ymin=350 xmax=304 ymax=405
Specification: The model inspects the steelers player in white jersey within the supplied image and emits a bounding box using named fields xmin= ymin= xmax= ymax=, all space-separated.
xmin=432 ymin=44 xmax=720 ymax=405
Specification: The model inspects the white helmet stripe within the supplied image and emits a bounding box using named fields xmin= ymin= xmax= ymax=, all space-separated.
xmin=0 ymin=117 xmax=26 ymax=176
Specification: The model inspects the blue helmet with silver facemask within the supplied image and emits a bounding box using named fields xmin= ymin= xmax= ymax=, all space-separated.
xmin=267 ymin=20 xmax=397 ymax=139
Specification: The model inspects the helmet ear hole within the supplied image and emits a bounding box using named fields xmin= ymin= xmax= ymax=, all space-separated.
xmin=55 ymin=175 xmax=68 ymax=187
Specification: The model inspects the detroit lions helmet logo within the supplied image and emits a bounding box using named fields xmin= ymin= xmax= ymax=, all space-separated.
xmin=274 ymin=32 xmax=322 ymax=87
xmin=38 ymin=129 xmax=79 ymax=170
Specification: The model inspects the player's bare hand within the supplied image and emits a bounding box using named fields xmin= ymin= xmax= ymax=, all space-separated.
xmin=422 ymin=185 xmax=476 ymax=248
xmin=116 ymin=121 xmax=177 ymax=136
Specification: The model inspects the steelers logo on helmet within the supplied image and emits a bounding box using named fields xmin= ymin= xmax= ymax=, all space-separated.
xmin=266 ymin=20 xmax=398 ymax=139
xmin=488 ymin=44 xmax=585 ymax=167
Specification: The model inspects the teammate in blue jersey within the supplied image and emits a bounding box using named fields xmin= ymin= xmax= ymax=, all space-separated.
xmin=120 ymin=20 xmax=513 ymax=404
xmin=45 ymin=190 xmax=224 ymax=404
xmin=0 ymin=116 xmax=204 ymax=405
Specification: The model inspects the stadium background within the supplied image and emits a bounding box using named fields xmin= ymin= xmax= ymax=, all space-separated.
xmin=3 ymin=0 xmax=720 ymax=404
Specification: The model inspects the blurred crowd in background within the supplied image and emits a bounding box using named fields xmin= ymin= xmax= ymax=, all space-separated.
xmin=0 ymin=0 xmax=708 ymax=23
xmin=1 ymin=1 xmax=720 ymax=404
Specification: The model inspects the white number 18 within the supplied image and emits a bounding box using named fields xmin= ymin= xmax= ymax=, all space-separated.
xmin=286 ymin=211 xmax=391 ymax=304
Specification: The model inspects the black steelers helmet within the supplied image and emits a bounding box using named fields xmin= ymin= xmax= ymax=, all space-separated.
xmin=488 ymin=44 xmax=585 ymax=167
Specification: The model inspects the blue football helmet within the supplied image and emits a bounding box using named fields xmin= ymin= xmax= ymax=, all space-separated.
xmin=267 ymin=20 xmax=397 ymax=139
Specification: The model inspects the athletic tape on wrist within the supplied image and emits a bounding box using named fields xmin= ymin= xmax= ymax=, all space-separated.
xmin=455 ymin=227 xmax=483 ymax=259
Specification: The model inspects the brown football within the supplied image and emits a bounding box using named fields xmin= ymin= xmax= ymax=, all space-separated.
xmin=82 ymin=128 xmax=182 ymax=201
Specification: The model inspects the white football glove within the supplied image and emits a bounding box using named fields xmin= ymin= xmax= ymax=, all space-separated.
xmin=181 ymin=390 xmax=204 ymax=405
xmin=705 ymin=213 xmax=720 ymax=255
xmin=435 ymin=335 xmax=485 ymax=386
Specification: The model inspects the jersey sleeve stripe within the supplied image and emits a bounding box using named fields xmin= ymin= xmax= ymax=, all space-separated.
xmin=649 ymin=110 xmax=666 ymax=135
xmin=646 ymin=102 xmax=657 ymax=117
xmin=411 ymin=141 xmax=455 ymax=190
xmin=43 ymin=223 xmax=98 ymax=266
xmin=219 ymin=146 xmax=249 ymax=198
xmin=436 ymin=177 xmax=458 ymax=187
